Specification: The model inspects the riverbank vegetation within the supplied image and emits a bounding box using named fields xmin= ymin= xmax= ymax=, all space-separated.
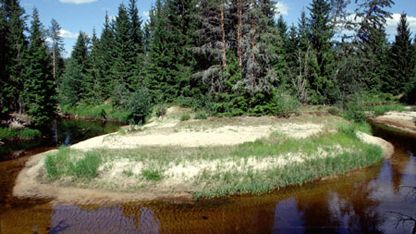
xmin=1 ymin=0 xmax=416 ymax=129
xmin=42 ymin=117 xmax=383 ymax=198
xmin=0 ymin=127 xmax=41 ymax=141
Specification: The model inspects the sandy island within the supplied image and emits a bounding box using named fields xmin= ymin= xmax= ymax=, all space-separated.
xmin=13 ymin=108 xmax=394 ymax=205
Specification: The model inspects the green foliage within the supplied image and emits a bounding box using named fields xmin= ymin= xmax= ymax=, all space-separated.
xmin=337 ymin=123 xmax=357 ymax=139
xmin=327 ymin=107 xmax=341 ymax=116
xmin=61 ymin=103 xmax=131 ymax=122
xmin=180 ymin=113 xmax=191 ymax=122
xmin=194 ymin=111 xmax=208 ymax=120
xmin=69 ymin=152 xmax=102 ymax=180
xmin=45 ymin=148 xmax=102 ymax=181
xmin=141 ymin=168 xmax=163 ymax=181
xmin=45 ymin=147 xmax=71 ymax=180
xmin=0 ymin=127 xmax=41 ymax=140
xmin=127 ymin=87 xmax=152 ymax=123
xmin=153 ymin=104 xmax=167 ymax=117
xmin=386 ymin=13 xmax=414 ymax=95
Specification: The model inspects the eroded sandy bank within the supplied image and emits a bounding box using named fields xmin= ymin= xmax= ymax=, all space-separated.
xmin=372 ymin=111 xmax=416 ymax=137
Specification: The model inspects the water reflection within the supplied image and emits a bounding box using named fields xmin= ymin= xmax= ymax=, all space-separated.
xmin=49 ymin=205 xmax=160 ymax=234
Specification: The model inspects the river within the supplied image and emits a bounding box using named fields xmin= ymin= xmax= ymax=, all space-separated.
xmin=0 ymin=120 xmax=415 ymax=233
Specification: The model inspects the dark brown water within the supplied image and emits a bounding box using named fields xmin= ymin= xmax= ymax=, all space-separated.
xmin=0 ymin=122 xmax=415 ymax=234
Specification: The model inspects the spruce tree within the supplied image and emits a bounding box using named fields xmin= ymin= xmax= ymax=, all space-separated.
xmin=49 ymin=19 xmax=65 ymax=81
xmin=96 ymin=12 xmax=115 ymax=101
xmin=112 ymin=3 xmax=137 ymax=94
xmin=192 ymin=0 xmax=229 ymax=94
xmin=59 ymin=32 xmax=90 ymax=106
xmin=3 ymin=0 xmax=26 ymax=113
xmin=276 ymin=15 xmax=288 ymax=46
xmin=0 ymin=2 xmax=9 ymax=114
xmin=355 ymin=0 xmax=393 ymax=91
xmin=387 ymin=13 xmax=413 ymax=95
xmin=128 ymin=0 xmax=143 ymax=54
xmin=146 ymin=0 xmax=196 ymax=102
xmin=22 ymin=8 xmax=56 ymax=126
xmin=307 ymin=0 xmax=337 ymax=104
xmin=86 ymin=30 xmax=101 ymax=103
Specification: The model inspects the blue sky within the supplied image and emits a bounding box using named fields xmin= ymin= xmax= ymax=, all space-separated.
xmin=21 ymin=0 xmax=416 ymax=57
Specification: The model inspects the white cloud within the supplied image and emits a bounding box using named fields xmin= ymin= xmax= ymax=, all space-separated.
xmin=386 ymin=13 xmax=416 ymax=37
xmin=59 ymin=29 xmax=78 ymax=39
xmin=275 ymin=2 xmax=289 ymax=16
xmin=59 ymin=0 xmax=97 ymax=4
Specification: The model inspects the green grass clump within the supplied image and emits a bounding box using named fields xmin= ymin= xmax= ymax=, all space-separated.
xmin=141 ymin=168 xmax=164 ymax=181
xmin=0 ymin=127 xmax=41 ymax=140
xmin=45 ymin=147 xmax=102 ymax=181
xmin=61 ymin=103 xmax=131 ymax=122
xmin=45 ymin=147 xmax=71 ymax=180
xmin=194 ymin=111 xmax=208 ymax=120
xmin=69 ymin=152 xmax=102 ymax=180
xmin=180 ymin=113 xmax=191 ymax=122
xmin=370 ymin=104 xmax=406 ymax=116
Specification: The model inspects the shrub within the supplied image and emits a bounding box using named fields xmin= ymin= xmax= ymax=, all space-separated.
xmin=194 ymin=111 xmax=208 ymax=120
xmin=269 ymin=89 xmax=300 ymax=117
xmin=153 ymin=104 xmax=167 ymax=117
xmin=327 ymin=107 xmax=341 ymax=116
xmin=128 ymin=88 xmax=152 ymax=124
xmin=180 ymin=113 xmax=191 ymax=121
xmin=18 ymin=129 xmax=41 ymax=139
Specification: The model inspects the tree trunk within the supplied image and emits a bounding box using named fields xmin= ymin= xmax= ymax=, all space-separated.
xmin=220 ymin=1 xmax=227 ymax=68
xmin=236 ymin=0 xmax=243 ymax=67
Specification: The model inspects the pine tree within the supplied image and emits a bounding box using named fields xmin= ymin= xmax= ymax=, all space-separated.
xmin=307 ymin=0 xmax=337 ymax=104
xmin=22 ymin=8 xmax=56 ymax=126
xmin=49 ymin=19 xmax=65 ymax=81
xmin=387 ymin=13 xmax=413 ymax=95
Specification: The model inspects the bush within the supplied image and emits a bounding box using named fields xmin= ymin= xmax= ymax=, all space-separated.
xmin=180 ymin=113 xmax=191 ymax=121
xmin=127 ymin=88 xmax=152 ymax=124
xmin=153 ymin=104 xmax=167 ymax=117
xmin=194 ymin=111 xmax=208 ymax=120
xmin=268 ymin=90 xmax=300 ymax=117
xmin=327 ymin=107 xmax=341 ymax=116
